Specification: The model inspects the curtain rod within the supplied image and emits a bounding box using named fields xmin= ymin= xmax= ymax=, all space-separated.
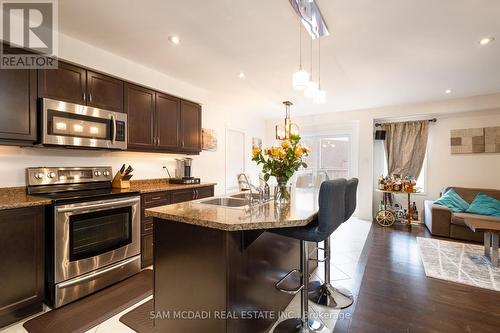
xmin=374 ymin=118 xmax=437 ymax=127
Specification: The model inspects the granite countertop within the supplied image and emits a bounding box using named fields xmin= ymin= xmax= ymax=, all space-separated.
xmin=128 ymin=179 xmax=217 ymax=193
xmin=146 ymin=188 xmax=319 ymax=231
xmin=0 ymin=187 xmax=52 ymax=210
xmin=0 ymin=179 xmax=217 ymax=211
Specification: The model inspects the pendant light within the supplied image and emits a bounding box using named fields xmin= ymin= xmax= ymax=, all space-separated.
xmin=292 ymin=23 xmax=309 ymax=90
xmin=313 ymin=36 xmax=326 ymax=104
xmin=304 ymin=36 xmax=318 ymax=99
xmin=275 ymin=101 xmax=300 ymax=140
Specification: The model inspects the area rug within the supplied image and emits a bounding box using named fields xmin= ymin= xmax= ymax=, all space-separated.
xmin=119 ymin=299 xmax=155 ymax=333
xmin=417 ymin=237 xmax=500 ymax=291
xmin=23 ymin=269 xmax=153 ymax=333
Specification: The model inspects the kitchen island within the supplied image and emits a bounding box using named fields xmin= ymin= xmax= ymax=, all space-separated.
xmin=145 ymin=188 xmax=319 ymax=333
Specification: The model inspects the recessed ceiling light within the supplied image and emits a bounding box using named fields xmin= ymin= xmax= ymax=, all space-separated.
xmin=169 ymin=36 xmax=181 ymax=45
xmin=479 ymin=36 xmax=494 ymax=46
xmin=238 ymin=72 xmax=245 ymax=79
xmin=445 ymin=89 xmax=452 ymax=94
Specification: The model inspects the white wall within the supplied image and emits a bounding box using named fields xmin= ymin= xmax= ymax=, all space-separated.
xmin=0 ymin=34 xmax=267 ymax=193
xmin=267 ymin=93 xmax=500 ymax=220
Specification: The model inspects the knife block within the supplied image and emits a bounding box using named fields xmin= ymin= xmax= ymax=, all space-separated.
xmin=112 ymin=171 xmax=131 ymax=189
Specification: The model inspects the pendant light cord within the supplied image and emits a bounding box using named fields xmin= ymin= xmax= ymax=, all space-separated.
xmin=299 ymin=21 xmax=302 ymax=70
xmin=318 ymin=37 xmax=321 ymax=88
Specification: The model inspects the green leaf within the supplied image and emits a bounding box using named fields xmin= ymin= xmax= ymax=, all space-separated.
xmin=264 ymin=173 xmax=270 ymax=181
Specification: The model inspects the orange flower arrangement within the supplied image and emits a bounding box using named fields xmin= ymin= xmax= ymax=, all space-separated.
xmin=252 ymin=134 xmax=310 ymax=183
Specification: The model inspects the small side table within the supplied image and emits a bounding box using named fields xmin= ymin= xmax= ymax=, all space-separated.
xmin=460 ymin=213 xmax=500 ymax=268
xmin=375 ymin=189 xmax=421 ymax=227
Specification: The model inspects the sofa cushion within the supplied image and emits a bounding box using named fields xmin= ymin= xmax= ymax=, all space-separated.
xmin=444 ymin=187 xmax=500 ymax=204
xmin=450 ymin=213 xmax=466 ymax=226
xmin=465 ymin=193 xmax=500 ymax=217
xmin=434 ymin=189 xmax=470 ymax=213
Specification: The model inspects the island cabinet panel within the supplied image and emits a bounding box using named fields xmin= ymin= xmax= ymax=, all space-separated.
xmin=0 ymin=206 xmax=44 ymax=328
xmin=125 ymin=83 xmax=156 ymax=151
xmin=153 ymin=219 xmax=314 ymax=333
xmin=155 ymin=93 xmax=180 ymax=151
xmin=179 ymin=100 xmax=202 ymax=153
xmin=38 ymin=61 xmax=86 ymax=105
xmin=86 ymin=70 xmax=124 ymax=112
xmin=0 ymin=67 xmax=37 ymax=145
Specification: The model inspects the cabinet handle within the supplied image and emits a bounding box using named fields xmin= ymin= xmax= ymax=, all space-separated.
xmin=88 ymin=93 xmax=92 ymax=103
xmin=82 ymin=92 xmax=86 ymax=102
xmin=157 ymin=138 xmax=160 ymax=146
xmin=151 ymin=196 xmax=161 ymax=200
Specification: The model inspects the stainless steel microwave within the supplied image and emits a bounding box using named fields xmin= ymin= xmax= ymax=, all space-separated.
xmin=40 ymin=98 xmax=127 ymax=150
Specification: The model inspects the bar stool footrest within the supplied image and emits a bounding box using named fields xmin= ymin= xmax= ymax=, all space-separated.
xmin=275 ymin=269 xmax=303 ymax=295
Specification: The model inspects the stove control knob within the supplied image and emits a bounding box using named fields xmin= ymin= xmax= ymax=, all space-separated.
xmin=48 ymin=172 xmax=56 ymax=179
xmin=34 ymin=172 xmax=44 ymax=179
xmin=103 ymin=170 xmax=110 ymax=177
xmin=94 ymin=171 xmax=102 ymax=177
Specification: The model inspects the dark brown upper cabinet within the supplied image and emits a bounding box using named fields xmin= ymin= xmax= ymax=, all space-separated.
xmin=155 ymin=93 xmax=180 ymax=151
xmin=180 ymin=100 xmax=202 ymax=153
xmin=124 ymin=83 xmax=155 ymax=150
xmin=38 ymin=62 xmax=86 ymax=105
xmin=0 ymin=68 xmax=37 ymax=145
xmin=38 ymin=62 xmax=124 ymax=112
xmin=86 ymin=71 xmax=124 ymax=112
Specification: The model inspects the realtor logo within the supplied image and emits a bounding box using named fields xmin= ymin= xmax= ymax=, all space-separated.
xmin=1 ymin=0 xmax=58 ymax=68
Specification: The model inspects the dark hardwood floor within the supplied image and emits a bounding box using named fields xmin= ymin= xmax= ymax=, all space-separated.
xmin=334 ymin=223 xmax=500 ymax=333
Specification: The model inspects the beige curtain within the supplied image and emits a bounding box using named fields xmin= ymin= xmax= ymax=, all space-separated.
xmin=382 ymin=120 xmax=429 ymax=179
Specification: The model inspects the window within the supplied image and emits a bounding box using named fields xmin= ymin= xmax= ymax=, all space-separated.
xmin=296 ymin=135 xmax=351 ymax=188
xmin=382 ymin=150 xmax=427 ymax=193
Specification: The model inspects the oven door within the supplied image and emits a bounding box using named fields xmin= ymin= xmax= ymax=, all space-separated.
xmin=54 ymin=196 xmax=140 ymax=284
xmin=41 ymin=98 xmax=127 ymax=150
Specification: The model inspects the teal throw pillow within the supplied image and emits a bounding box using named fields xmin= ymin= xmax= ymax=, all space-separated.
xmin=465 ymin=193 xmax=500 ymax=217
xmin=434 ymin=189 xmax=469 ymax=213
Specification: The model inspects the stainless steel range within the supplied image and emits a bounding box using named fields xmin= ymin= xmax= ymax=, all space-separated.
xmin=27 ymin=167 xmax=141 ymax=308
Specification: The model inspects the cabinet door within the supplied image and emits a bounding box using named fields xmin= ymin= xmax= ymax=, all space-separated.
xmin=179 ymin=100 xmax=202 ymax=153
xmin=86 ymin=71 xmax=124 ymax=112
xmin=171 ymin=189 xmax=196 ymax=204
xmin=0 ymin=68 xmax=37 ymax=144
xmin=38 ymin=61 xmax=86 ymax=105
xmin=0 ymin=207 xmax=44 ymax=327
xmin=197 ymin=186 xmax=214 ymax=199
xmin=155 ymin=93 xmax=180 ymax=151
xmin=141 ymin=233 xmax=153 ymax=268
xmin=124 ymin=83 xmax=155 ymax=150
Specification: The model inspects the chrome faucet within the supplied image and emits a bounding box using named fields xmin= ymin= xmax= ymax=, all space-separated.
xmin=237 ymin=173 xmax=263 ymax=204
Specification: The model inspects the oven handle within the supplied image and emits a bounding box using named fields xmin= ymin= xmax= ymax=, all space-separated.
xmin=56 ymin=197 xmax=140 ymax=214
xmin=111 ymin=114 xmax=117 ymax=144
xmin=57 ymin=255 xmax=140 ymax=289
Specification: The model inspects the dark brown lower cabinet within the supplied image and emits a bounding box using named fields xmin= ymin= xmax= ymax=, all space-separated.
xmin=140 ymin=186 xmax=214 ymax=268
xmin=0 ymin=206 xmax=44 ymax=328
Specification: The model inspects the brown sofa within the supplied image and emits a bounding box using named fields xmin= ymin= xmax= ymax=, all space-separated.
xmin=424 ymin=187 xmax=500 ymax=242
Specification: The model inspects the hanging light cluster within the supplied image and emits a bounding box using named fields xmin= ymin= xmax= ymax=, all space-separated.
xmin=275 ymin=101 xmax=300 ymax=140
xmin=292 ymin=22 xmax=326 ymax=104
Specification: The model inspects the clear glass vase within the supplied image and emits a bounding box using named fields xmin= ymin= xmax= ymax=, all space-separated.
xmin=274 ymin=180 xmax=291 ymax=206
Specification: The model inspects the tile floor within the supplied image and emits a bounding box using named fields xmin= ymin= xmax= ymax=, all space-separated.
xmin=1 ymin=218 xmax=371 ymax=333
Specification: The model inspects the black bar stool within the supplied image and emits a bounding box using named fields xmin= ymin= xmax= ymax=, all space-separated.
xmin=308 ymin=178 xmax=359 ymax=309
xmin=272 ymin=179 xmax=347 ymax=333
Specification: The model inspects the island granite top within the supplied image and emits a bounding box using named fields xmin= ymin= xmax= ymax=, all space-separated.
xmin=145 ymin=188 xmax=319 ymax=231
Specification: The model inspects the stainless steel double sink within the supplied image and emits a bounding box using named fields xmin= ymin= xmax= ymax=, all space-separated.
xmin=195 ymin=192 xmax=266 ymax=209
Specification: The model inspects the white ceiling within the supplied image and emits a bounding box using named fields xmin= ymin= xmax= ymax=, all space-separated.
xmin=59 ymin=0 xmax=500 ymax=118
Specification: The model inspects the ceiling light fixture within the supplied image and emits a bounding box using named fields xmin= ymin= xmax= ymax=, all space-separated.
xmin=275 ymin=101 xmax=300 ymax=140
xmin=445 ymin=89 xmax=452 ymax=94
xmin=304 ymin=36 xmax=318 ymax=99
xmin=313 ymin=36 xmax=326 ymax=104
xmin=292 ymin=23 xmax=309 ymax=90
xmin=169 ymin=36 xmax=181 ymax=45
xmin=479 ymin=36 xmax=494 ymax=46
xmin=238 ymin=72 xmax=245 ymax=79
